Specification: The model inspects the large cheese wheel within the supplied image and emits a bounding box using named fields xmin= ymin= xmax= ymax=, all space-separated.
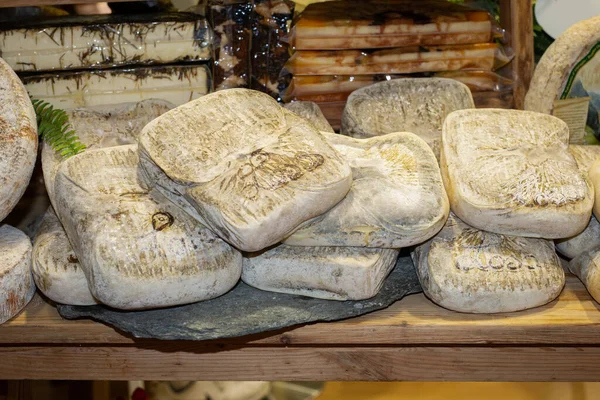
xmin=441 ymin=109 xmax=593 ymax=239
xmin=0 ymin=57 xmax=38 ymax=222
xmin=284 ymin=101 xmax=334 ymax=133
xmin=0 ymin=225 xmax=35 ymax=324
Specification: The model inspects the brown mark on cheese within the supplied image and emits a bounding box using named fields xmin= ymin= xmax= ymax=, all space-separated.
xmin=152 ymin=212 xmax=174 ymax=231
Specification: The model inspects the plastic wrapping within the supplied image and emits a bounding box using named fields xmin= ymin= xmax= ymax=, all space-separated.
xmin=22 ymin=64 xmax=212 ymax=110
xmin=250 ymin=0 xmax=295 ymax=99
xmin=289 ymin=0 xmax=504 ymax=51
xmin=283 ymin=43 xmax=512 ymax=76
xmin=208 ymin=0 xmax=252 ymax=90
xmin=0 ymin=13 xmax=212 ymax=72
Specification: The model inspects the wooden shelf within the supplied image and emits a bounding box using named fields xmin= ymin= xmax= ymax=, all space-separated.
xmin=3 ymin=275 xmax=600 ymax=381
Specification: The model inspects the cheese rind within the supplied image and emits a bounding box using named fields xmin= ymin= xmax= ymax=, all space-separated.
xmin=32 ymin=207 xmax=97 ymax=306
xmin=413 ymin=214 xmax=565 ymax=313
xmin=242 ymin=245 xmax=399 ymax=300
xmin=284 ymin=132 xmax=448 ymax=248
xmin=441 ymin=109 xmax=593 ymax=239
xmin=0 ymin=225 xmax=35 ymax=324
xmin=54 ymin=145 xmax=242 ymax=310
xmin=570 ymin=246 xmax=600 ymax=303
xmin=284 ymin=101 xmax=334 ymax=133
xmin=139 ymin=89 xmax=353 ymax=252
xmin=589 ymin=159 xmax=600 ymax=220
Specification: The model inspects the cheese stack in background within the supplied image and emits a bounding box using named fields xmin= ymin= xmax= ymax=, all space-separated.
xmin=0 ymin=4 xmax=214 ymax=109
xmin=281 ymin=0 xmax=515 ymax=129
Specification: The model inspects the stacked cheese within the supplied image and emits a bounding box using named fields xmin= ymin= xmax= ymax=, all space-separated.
xmin=0 ymin=13 xmax=214 ymax=109
xmin=282 ymin=0 xmax=512 ymax=129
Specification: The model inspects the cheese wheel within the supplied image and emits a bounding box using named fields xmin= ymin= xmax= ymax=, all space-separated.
xmin=570 ymin=246 xmax=600 ymax=304
xmin=589 ymin=159 xmax=600 ymax=220
xmin=0 ymin=57 xmax=38 ymax=223
xmin=0 ymin=225 xmax=35 ymax=324
xmin=441 ymin=109 xmax=593 ymax=239
xmin=284 ymin=101 xmax=334 ymax=133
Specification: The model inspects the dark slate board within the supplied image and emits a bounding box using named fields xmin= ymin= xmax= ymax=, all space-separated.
xmin=57 ymin=255 xmax=421 ymax=341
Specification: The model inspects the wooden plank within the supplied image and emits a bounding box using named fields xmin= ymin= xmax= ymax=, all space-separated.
xmin=2 ymin=345 xmax=600 ymax=381
xmin=0 ymin=0 xmax=144 ymax=7
xmin=2 ymin=276 xmax=600 ymax=346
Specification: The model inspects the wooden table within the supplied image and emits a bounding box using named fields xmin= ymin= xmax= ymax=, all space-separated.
xmin=2 ymin=275 xmax=600 ymax=381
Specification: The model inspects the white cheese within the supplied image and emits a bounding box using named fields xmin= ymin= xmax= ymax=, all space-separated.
xmin=284 ymin=101 xmax=334 ymax=133
xmin=569 ymin=246 xmax=600 ymax=303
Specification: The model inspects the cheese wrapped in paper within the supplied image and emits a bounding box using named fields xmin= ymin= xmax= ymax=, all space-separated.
xmin=291 ymin=0 xmax=495 ymax=51
xmin=0 ymin=13 xmax=212 ymax=72
xmin=139 ymin=89 xmax=352 ymax=252
xmin=22 ymin=64 xmax=210 ymax=110
xmin=342 ymin=78 xmax=475 ymax=160
xmin=54 ymin=145 xmax=242 ymax=310
xmin=412 ymin=214 xmax=565 ymax=313
xmin=283 ymin=44 xmax=510 ymax=76
xmin=243 ymin=245 xmax=399 ymax=300
xmin=285 ymin=132 xmax=448 ymax=248
xmin=441 ymin=109 xmax=593 ymax=239
xmin=283 ymin=101 xmax=334 ymax=132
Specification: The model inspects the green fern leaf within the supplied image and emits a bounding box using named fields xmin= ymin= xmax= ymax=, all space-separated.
xmin=31 ymin=98 xmax=86 ymax=159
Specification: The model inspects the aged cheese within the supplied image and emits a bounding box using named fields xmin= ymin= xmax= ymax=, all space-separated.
xmin=412 ymin=214 xmax=565 ymax=313
xmin=589 ymin=159 xmax=600 ymax=220
xmin=569 ymin=246 xmax=600 ymax=303
xmin=32 ymin=207 xmax=97 ymax=306
xmin=0 ymin=13 xmax=212 ymax=72
xmin=0 ymin=57 xmax=38 ymax=223
xmin=284 ymin=101 xmax=334 ymax=133
xmin=441 ymin=109 xmax=593 ymax=239
xmin=139 ymin=89 xmax=352 ymax=252
xmin=243 ymin=245 xmax=399 ymax=300
xmin=525 ymin=15 xmax=600 ymax=144
xmin=284 ymin=132 xmax=448 ymax=247
xmin=22 ymin=64 xmax=210 ymax=110
xmin=54 ymin=145 xmax=242 ymax=310
xmin=0 ymin=225 xmax=35 ymax=324
xmin=555 ymin=145 xmax=600 ymax=258
xmin=342 ymin=78 xmax=474 ymax=160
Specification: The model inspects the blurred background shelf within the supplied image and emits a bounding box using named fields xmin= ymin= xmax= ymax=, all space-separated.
xmin=0 ymin=0 xmax=145 ymax=7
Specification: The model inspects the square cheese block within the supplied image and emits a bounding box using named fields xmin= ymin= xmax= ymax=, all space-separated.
xmin=22 ymin=64 xmax=210 ymax=110
xmin=0 ymin=13 xmax=212 ymax=72
xmin=342 ymin=78 xmax=475 ymax=160
xmin=570 ymin=246 xmax=600 ymax=304
xmin=284 ymin=101 xmax=334 ymax=133
xmin=32 ymin=207 xmax=97 ymax=306
xmin=291 ymin=0 xmax=493 ymax=50
xmin=441 ymin=109 xmax=594 ymax=239
xmin=54 ymin=145 xmax=242 ymax=310
xmin=0 ymin=225 xmax=35 ymax=324
xmin=139 ymin=89 xmax=352 ymax=252
xmin=284 ymin=132 xmax=448 ymax=248
xmin=412 ymin=214 xmax=565 ymax=313
xmin=243 ymin=244 xmax=399 ymax=300
xmin=555 ymin=145 xmax=600 ymax=258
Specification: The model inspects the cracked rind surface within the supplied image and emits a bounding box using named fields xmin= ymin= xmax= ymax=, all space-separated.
xmin=0 ymin=57 xmax=38 ymax=223
xmin=284 ymin=101 xmax=334 ymax=133
xmin=32 ymin=207 xmax=97 ymax=306
xmin=284 ymin=132 xmax=448 ymax=248
xmin=441 ymin=109 xmax=593 ymax=239
xmin=570 ymin=246 xmax=600 ymax=303
xmin=0 ymin=225 xmax=35 ymax=324
xmin=412 ymin=214 xmax=565 ymax=314
xmin=242 ymin=245 xmax=399 ymax=301
xmin=139 ymin=89 xmax=352 ymax=252
xmin=341 ymin=78 xmax=474 ymax=160
xmin=556 ymin=145 xmax=600 ymax=258
xmin=54 ymin=145 xmax=242 ymax=310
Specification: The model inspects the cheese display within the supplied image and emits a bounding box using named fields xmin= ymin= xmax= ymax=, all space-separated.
xmin=243 ymin=245 xmax=399 ymax=300
xmin=441 ymin=109 xmax=593 ymax=239
xmin=22 ymin=64 xmax=210 ymax=110
xmin=283 ymin=44 xmax=510 ymax=76
xmin=32 ymin=208 xmax=97 ymax=306
xmin=0 ymin=225 xmax=35 ymax=324
xmin=0 ymin=57 xmax=38 ymax=223
xmin=525 ymin=15 xmax=600 ymax=144
xmin=342 ymin=78 xmax=474 ymax=159
xmin=139 ymin=89 xmax=352 ymax=252
xmin=54 ymin=145 xmax=242 ymax=310
xmin=290 ymin=0 xmax=496 ymax=50
xmin=284 ymin=132 xmax=448 ymax=248
xmin=589 ymin=159 xmax=600 ymax=219
xmin=0 ymin=13 xmax=212 ymax=72
xmin=412 ymin=214 xmax=565 ymax=313
xmin=283 ymin=101 xmax=334 ymax=132
xmin=555 ymin=145 xmax=600 ymax=259
xmin=570 ymin=247 xmax=600 ymax=304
